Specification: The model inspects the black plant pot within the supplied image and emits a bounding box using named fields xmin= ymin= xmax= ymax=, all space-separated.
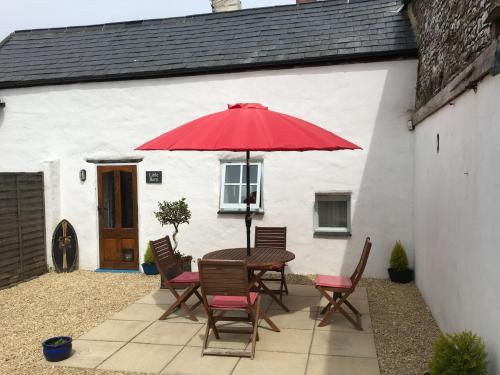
xmin=388 ymin=268 xmax=414 ymax=283
xmin=142 ymin=263 xmax=159 ymax=275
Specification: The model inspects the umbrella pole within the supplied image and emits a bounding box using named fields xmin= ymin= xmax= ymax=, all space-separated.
xmin=245 ymin=150 xmax=251 ymax=256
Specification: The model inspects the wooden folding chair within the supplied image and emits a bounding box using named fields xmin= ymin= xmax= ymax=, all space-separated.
xmin=316 ymin=237 xmax=372 ymax=329
xmin=150 ymin=236 xmax=203 ymax=321
xmin=198 ymin=259 xmax=278 ymax=359
xmin=253 ymin=226 xmax=288 ymax=299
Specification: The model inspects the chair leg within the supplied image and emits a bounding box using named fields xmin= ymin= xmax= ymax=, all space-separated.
xmin=250 ymin=296 xmax=260 ymax=359
xmin=281 ymin=266 xmax=289 ymax=295
xmin=160 ymin=285 xmax=198 ymax=321
xmin=316 ymin=287 xmax=363 ymax=330
xmin=259 ymin=309 xmax=280 ymax=332
xmin=202 ymin=316 xmax=211 ymax=352
xmin=344 ymin=299 xmax=361 ymax=317
xmin=208 ymin=309 xmax=220 ymax=339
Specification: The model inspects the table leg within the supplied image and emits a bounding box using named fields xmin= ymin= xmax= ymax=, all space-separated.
xmin=250 ymin=269 xmax=290 ymax=312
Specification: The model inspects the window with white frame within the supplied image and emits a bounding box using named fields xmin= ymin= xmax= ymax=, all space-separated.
xmin=220 ymin=162 xmax=262 ymax=211
xmin=314 ymin=193 xmax=351 ymax=234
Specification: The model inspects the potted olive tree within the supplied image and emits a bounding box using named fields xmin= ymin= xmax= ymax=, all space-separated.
xmin=141 ymin=242 xmax=159 ymax=275
xmin=154 ymin=198 xmax=192 ymax=280
xmin=388 ymin=240 xmax=414 ymax=283
xmin=425 ymin=330 xmax=488 ymax=375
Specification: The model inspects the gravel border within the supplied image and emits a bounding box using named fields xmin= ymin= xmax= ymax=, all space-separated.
xmin=0 ymin=271 xmax=440 ymax=375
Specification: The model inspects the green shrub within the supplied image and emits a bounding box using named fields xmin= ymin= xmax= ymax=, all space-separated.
xmin=143 ymin=242 xmax=155 ymax=264
xmin=429 ymin=331 xmax=488 ymax=375
xmin=389 ymin=240 xmax=409 ymax=271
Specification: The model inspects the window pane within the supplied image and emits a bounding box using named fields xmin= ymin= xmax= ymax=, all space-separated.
xmin=102 ymin=172 xmax=115 ymax=228
xmin=224 ymin=185 xmax=240 ymax=203
xmin=318 ymin=200 xmax=348 ymax=227
xmin=225 ymin=165 xmax=241 ymax=183
xmin=240 ymin=184 xmax=258 ymax=204
xmin=242 ymin=165 xmax=258 ymax=184
xmin=120 ymin=171 xmax=134 ymax=228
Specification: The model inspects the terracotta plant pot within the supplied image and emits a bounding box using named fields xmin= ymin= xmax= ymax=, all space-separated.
xmin=388 ymin=268 xmax=414 ymax=283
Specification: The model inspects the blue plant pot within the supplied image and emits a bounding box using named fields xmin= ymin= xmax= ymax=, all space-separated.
xmin=142 ymin=263 xmax=159 ymax=275
xmin=42 ymin=336 xmax=72 ymax=362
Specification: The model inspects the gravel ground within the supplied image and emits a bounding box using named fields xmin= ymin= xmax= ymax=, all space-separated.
xmin=0 ymin=272 xmax=440 ymax=375
xmin=0 ymin=271 xmax=159 ymax=375
xmin=363 ymin=278 xmax=441 ymax=375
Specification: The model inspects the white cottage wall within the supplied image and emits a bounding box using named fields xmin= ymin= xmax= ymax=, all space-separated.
xmin=0 ymin=60 xmax=417 ymax=277
xmin=414 ymin=73 xmax=500 ymax=372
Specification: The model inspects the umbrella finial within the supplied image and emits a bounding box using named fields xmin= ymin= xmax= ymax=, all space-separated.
xmin=228 ymin=103 xmax=268 ymax=110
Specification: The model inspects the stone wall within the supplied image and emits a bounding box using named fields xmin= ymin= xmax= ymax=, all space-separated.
xmin=409 ymin=0 xmax=492 ymax=108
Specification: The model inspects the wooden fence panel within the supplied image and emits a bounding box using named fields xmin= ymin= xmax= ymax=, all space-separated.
xmin=0 ymin=173 xmax=47 ymax=288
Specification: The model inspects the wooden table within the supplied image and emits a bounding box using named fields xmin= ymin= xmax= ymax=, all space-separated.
xmin=203 ymin=247 xmax=295 ymax=312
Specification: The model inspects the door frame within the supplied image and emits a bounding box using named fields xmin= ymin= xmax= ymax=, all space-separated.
xmin=97 ymin=165 xmax=139 ymax=270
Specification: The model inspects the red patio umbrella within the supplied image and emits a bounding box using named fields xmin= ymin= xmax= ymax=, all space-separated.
xmin=136 ymin=103 xmax=361 ymax=255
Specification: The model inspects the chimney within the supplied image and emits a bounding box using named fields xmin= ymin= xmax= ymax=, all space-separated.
xmin=211 ymin=0 xmax=241 ymax=12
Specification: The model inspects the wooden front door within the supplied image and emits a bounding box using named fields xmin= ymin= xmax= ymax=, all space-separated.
xmin=97 ymin=165 xmax=138 ymax=270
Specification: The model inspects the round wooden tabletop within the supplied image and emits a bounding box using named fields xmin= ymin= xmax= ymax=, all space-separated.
xmin=203 ymin=247 xmax=295 ymax=268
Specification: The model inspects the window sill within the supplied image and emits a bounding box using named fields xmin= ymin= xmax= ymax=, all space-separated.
xmin=313 ymin=230 xmax=352 ymax=238
xmin=218 ymin=209 xmax=264 ymax=215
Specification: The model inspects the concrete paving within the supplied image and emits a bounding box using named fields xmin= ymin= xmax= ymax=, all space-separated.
xmin=50 ymin=285 xmax=380 ymax=374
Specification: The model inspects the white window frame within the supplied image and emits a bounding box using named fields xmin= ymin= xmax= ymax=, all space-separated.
xmin=219 ymin=161 xmax=263 ymax=212
xmin=314 ymin=193 xmax=351 ymax=235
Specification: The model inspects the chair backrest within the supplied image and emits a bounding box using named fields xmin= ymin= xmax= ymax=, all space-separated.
xmin=255 ymin=226 xmax=287 ymax=250
xmin=350 ymin=237 xmax=372 ymax=288
xmin=198 ymin=259 xmax=249 ymax=298
xmin=150 ymin=236 xmax=181 ymax=282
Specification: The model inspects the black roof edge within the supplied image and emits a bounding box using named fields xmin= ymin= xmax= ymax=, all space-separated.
xmin=0 ymin=32 xmax=15 ymax=49
xmin=0 ymin=49 xmax=417 ymax=90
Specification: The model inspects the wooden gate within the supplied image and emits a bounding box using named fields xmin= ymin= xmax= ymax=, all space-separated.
xmin=0 ymin=173 xmax=47 ymax=288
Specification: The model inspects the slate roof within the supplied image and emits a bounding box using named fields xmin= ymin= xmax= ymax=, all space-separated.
xmin=0 ymin=0 xmax=416 ymax=89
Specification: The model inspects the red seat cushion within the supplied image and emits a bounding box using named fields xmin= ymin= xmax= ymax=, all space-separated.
xmin=170 ymin=271 xmax=199 ymax=284
xmin=209 ymin=292 xmax=258 ymax=309
xmin=316 ymin=275 xmax=352 ymax=289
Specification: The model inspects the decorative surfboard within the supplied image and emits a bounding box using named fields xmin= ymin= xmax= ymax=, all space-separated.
xmin=52 ymin=219 xmax=78 ymax=273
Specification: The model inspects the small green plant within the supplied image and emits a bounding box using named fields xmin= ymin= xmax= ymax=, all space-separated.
xmin=154 ymin=198 xmax=191 ymax=252
xmin=52 ymin=338 xmax=67 ymax=346
xmin=389 ymin=240 xmax=409 ymax=271
xmin=429 ymin=331 xmax=488 ymax=375
xmin=143 ymin=242 xmax=155 ymax=264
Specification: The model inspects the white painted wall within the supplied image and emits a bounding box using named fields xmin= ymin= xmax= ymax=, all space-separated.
xmin=0 ymin=60 xmax=417 ymax=277
xmin=414 ymin=73 xmax=500 ymax=373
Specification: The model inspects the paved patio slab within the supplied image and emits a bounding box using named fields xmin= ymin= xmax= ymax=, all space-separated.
xmin=48 ymin=340 xmax=125 ymax=369
xmin=263 ymin=309 xmax=317 ymax=330
xmin=233 ymin=351 xmax=308 ymax=375
xmin=111 ymin=303 xmax=170 ymax=321
xmin=307 ymin=354 xmax=380 ymax=375
xmin=311 ymin=330 xmax=377 ymax=357
xmin=256 ymin=328 xmax=313 ymax=353
xmin=52 ymin=283 xmax=380 ymax=374
xmin=79 ymin=319 xmax=151 ymax=342
xmin=161 ymin=346 xmax=239 ymax=375
xmin=97 ymin=342 xmax=182 ymax=373
xmin=132 ymin=321 xmax=203 ymax=345
xmin=268 ymin=295 xmax=320 ymax=312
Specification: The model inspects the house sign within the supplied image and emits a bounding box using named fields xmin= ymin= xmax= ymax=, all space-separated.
xmin=146 ymin=171 xmax=162 ymax=184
